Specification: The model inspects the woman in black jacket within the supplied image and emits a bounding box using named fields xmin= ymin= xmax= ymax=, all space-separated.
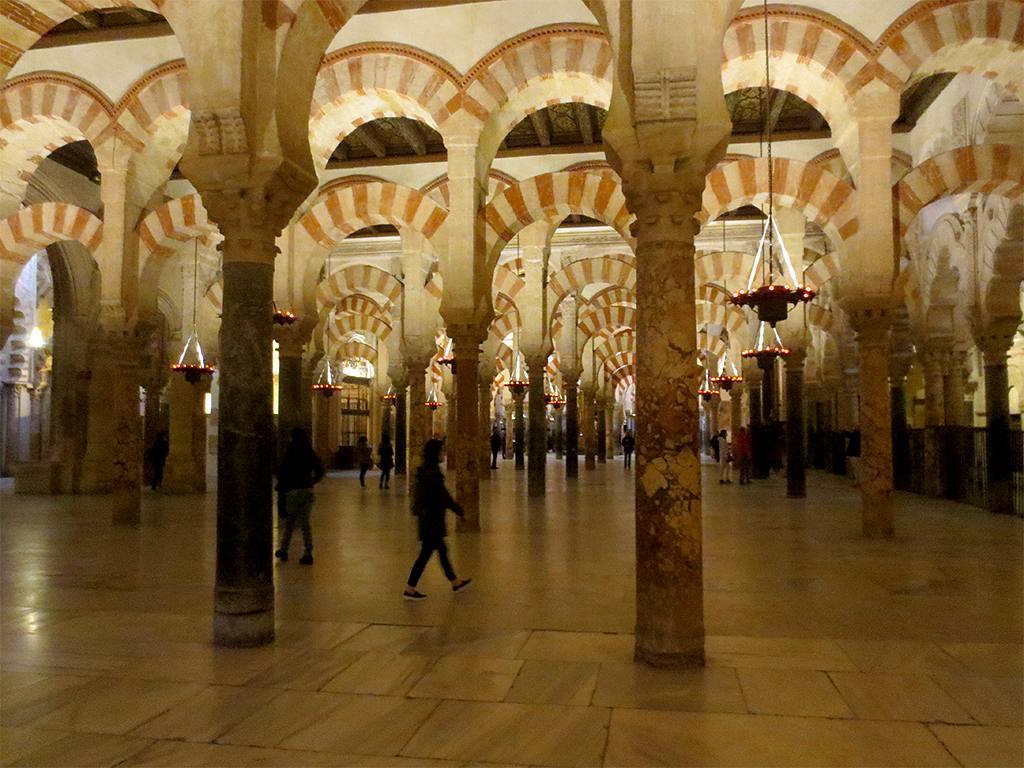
xmin=275 ymin=428 xmax=325 ymax=565
xmin=403 ymin=439 xmax=472 ymax=600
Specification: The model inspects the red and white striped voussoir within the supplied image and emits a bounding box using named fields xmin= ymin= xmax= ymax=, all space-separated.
xmin=0 ymin=202 xmax=102 ymax=262
xmin=316 ymin=263 xmax=403 ymax=310
xmin=546 ymin=253 xmax=635 ymax=309
xmin=577 ymin=303 xmax=635 ymax=342
xmin=137 ymin=193 xmax=215 ymax=257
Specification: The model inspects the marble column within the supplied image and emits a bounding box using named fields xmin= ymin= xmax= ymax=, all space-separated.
xmin=406 ymin=358 xmax=431 ymax=496
xmin=729 ymin=387 xmax=743 ymax=439
xmin=760 ymin=359 xmax=776 ymax=423
xmin=583 ymin=389 xmax=596 ymax=470
xmin=312 ymin=391 xmax=332 ymax=466
xmin=597 ymin=394 xmax=607 ymax=464
xmin=394 ymin=389 xmax=407 ymax=475
xmin=626 ymin=171 xmax=708 ymax=666
xmin=554 ymin=405 xmax=564 ymax=459
xmin=851 ymin=309 xmax=894 ymax=537
xmin=214 ymin=234 xmax=276 ymax=647
xmin=512 ymin=390 xmax=526 ymax=470
xmin=277 ymin=338 xmax=305 ymax=455
xmin=980 ymin=334 xmax=1014 ymax=514
xmin=164 ymin=373 xmax=203 ymax=493
xmin=478 ymin=377 xmax=491 ymax=474
xmin=785 ymin=350 xmax=806 ymax=499
xmin=527 ymin=355 xmax=547 ymax=496
xmin=564 ymin=379 xmax=579 ymax=478
xmin=943 ymin=351 xmax=966 ymax=427
xmin=191 ymin=378 xmax=209 ymax=493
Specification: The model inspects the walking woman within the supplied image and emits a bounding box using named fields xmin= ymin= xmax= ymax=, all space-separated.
xmin=356 ymin=435 xmax=373 ymax=488
xmin=403 ymin=439 xmax=472 ymax=600
xmin=378 ymin=434 xmax=394 ymax=489
xmin=275 ymin=428 xmax=325 ymax=565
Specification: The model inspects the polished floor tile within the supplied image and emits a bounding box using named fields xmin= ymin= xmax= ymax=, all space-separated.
xmin=1 ymin=462 xmax=1020 ymax=766
xmin=605 ymin=708 xmax=958 ymax=767
xmin=928 ymin=724 xmax=1024 ymax=767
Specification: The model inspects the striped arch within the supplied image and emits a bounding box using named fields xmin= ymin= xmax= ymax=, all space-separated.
xmin=722 ymin=8 xmax=872 ymax=139
xmin=326 ymin=338 xmax=379 ymax=363
xmin=484 ymin=170 xmax=634 ymax=272
xmin=804 ymin=251 xmax=842 ymax=289
xmin=695 ymin=250 xmax=755 ymax=284
xmin=865 ymin=0 xmax=1024 ymax=97
xmin=697 ymin=299 xmax=745 ymax=333
xmin=300 ymin=180 xmax=448 ymax=249
xmin=316 ymin=264 xmax=402 ymax=312
xmin=309 ymin=46 xmax=459 ymax=172
xmin=698 ymin=330 xmax=728 ymax=359
xmin=137 ymin=194 xmax=218 ymax=259
xmin=578 ymin=304 xmax=636 ymax=342
xmin=895 ymin=144 xmax=1023 ymax=241
xmin=421 ymin=170 xmax=516 ymax=207
xmin=467 ymin=26 xmax=613 ymax=167
xmin=0 ymin=203 xmax=102 ymax=266
xmin=335 ymin=293 xmax=389 ymax=324
xmin=595 ymin=332 xmax=635 ymax=364
xmin=546 ymin=254 xmax=636 ymax=312
xmin=586 ymin=285 xmax=635 ymax=312
xmin=0 ymin=0 xmax=161 ymax=78
xmin=491 ymin=262 xmax=526 ymax=307
xmin=600 ymin=350 xmax=636 ymax=375
xmin=330 ymin=311 xmax=392 ymax=341
xmin=489 ymin=310 xmax=517 ymax=343
xmin=701 ymin=157 xmax=858 ymax=249
xmin=109 ymin=61 xmax=190 ymax=150
xmin=807 ymin=303 xmax=836 ymax=334
xmin=0 ymin=74 xmax=113 ymax=216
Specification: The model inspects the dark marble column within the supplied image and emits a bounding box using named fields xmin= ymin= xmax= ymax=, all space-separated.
xmin=564 ymin=379 xmax=579 ymax=478
xmin=981 ymin=336 xmax=1013 ymax=514
xmin=527 ymin=355 xmax=546 ymax=496
xmin=597 ymin=395 xmax=607 ymax=463
xmin=478 ymin=377 xmax=491 ymax=473
xmin=394 ymin=389 xmax=407 ymax=475
xmin=450 ymin=330 xmax=482 ymax=530
xmin=277 ymin=344 xmax=304 ymax=451
xmin=406 ymin=358 xmax=430 ymax=496
xmin=890 ymin=380 xmax=911 ymax=491
xmin=785 ymin=351 xmax=806 ymax=498
xmin=628 ymin=172 xmax=706 ymax=666
xmin=554 ymin=405 xmax=564 ymax=459
xmin=851 ymin=308 xmax=894 ymax=537
xmin=583 ymin=389 xmax=596 ymax=470
xmin=512 ymin=390 xmax=526 ymax=470
xmin=921 ymin=349 xmax=946 ymax=497
xmin=215 ymin=256 xmax=275 ymax=647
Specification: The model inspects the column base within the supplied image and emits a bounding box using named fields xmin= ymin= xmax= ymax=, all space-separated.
xmin=163 ymin=459 xmax=200 ymax=494
xmin=213 ymin=610 xmax=275 ymax=647
xmin=862 ymin=500 xmax=894 ymax=538
xmin=78 ymin=460 xmax=113 ymax=493
xmin=13 ymin=461 xmax=62 ymax=494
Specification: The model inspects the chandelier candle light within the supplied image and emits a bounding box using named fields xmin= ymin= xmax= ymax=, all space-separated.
xmin=171 ymin=240 xmax=216 ymax=384
xmin=381 ymin=384 xmax=398 ymax=404
xmin=424 ymin=386 xmax=443 ymax=410
xmin=312 ymin=359 xmax=342 ymax=397
xmin=506 ymin=350 xmax=529 ymax=396
xmin=697 ymin=354 xmax=720 ymax=402
xmin=711 ymin=349 xmax=743 ymax=391
xmin=742 ymin=320 xmax=791 ymax=366
xmin=272 ymin=302 xmax=296 ymax=326
xmin=728 ymin=0 xmax=814 ymax=326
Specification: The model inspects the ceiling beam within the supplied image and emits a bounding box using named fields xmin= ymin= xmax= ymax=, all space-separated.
xmin=121 ymin=8 xmax=153 ymax=24
xmin=31 ymin=20 xmax=171 ymax=48
xmin=528 ymin=111 xmax=551 ymax=147
xmin=75 ymin=12 xmax=99 ymax=30
xmin=765 ymin=90 xmax=790 ymax=135
xmin=572 ymin=103 xmax=594 ymax=145
xmin=356 ymin=123 xmax=387 ymax=159
xmin=395 ymin=120 xmax=427 ymax=155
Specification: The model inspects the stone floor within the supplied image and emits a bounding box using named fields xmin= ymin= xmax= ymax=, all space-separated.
xmin=1 ymin=457 xmax=1021 ymax=767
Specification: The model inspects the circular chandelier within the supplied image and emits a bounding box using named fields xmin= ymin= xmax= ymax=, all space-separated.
xmin=710 ymin=348 xmax=743 ymax=391
xmin=424 ymin=386 xmax=443 ymax=410
xmin=437 ymin=337 xmax=455 ymax=368
xmin=727 ymin=0 xmax=814 ymax=327
xmin=506 ymin=350 xmax=529 ymax=396
xmin=312 ymin=360 xmax=342 ymax=397
xmin=171 ymin=240 xmax=215 ymax=384
xmin=381 ymin=384 xmax=398 ymax=404
xmin=697 ymin=355 xmax=720 ymax=401
xmin=741 ymin=320 xmax=791 ymax=366
xmin=272 ymin=302 xmax=296 ymax=326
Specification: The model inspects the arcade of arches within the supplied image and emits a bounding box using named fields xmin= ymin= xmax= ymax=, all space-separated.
xmin=0 ymin=1 xmax=1022 ymax=765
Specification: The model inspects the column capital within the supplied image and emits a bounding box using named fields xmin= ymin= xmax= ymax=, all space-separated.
xmin=620 ymin=168 xmax=704 ymax=244
xmin=273 ymin=316 xmax=315 ymax=357
xmin=847 ymin=304 xmax=892 ymax=347
xmin=974 ymin=320 xmax=1017 ymax=365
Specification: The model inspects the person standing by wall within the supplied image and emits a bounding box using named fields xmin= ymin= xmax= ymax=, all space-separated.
xmin=621 ymin=429 xmax=635 ymax=469
xmin=718 ymin=429 xmax=732 ymax=484
xmin=147 ymin=431 xmax=169 ymax=491
xmin=490 ymin=426 xmax=503 ymax=469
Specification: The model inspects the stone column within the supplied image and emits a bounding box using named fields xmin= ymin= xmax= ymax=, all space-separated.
xmin=527 ymin=355 xmax=547 ymax=496
xmin=943 ymin=351 xmax=966 ymax=427
xmin=597 ymin=394 xmax=607 ymax=463
xmin=299 ymin=358 xmax=314 ymax=436
xmin=760 ymin=359 xmax=776 ymax=423
xmin=406 ymin=357 xmax=431 ymax=494
xmin=583 ymin=388 xmax=597 ymax=470
xmin=213 ymin=225 xmax=277 ymax=647
xmin=478 ymin=377 xmax=491 ymax=474
xmin=312 ymin=391 xmax=332 ymax=466
xmin=564 ymin=378 xmax=579 ymax=478
xmin=554 ymin=405 xmax=564 ymax=459
xmin=191 ymin=377 xmax=210 ymax=493
xmin=164 ymin=373 xmax=203 ymax=493
xmin=850 ymin=308 xmax=894 ymax=537
xmin=512 ymin=389 xmax=526 ymax=470
xmin=729 ymin=387 xmax=743 ymax=438
xmin=394 ymin=388 xmax=407 ymax=475
xmin=449 ymin=329 xmax=482 ymax=530
xmin=979 ymin=331 xmax=1015 ymax=514
xmin=785 ymin=349 xmax=807 ymax=499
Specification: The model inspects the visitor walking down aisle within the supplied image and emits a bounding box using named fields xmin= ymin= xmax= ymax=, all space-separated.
xmin=378 ymin=434 xmax=394 ymax=489
xmin=275 ymin=428 xmax=325 ymax=565
xmin=356 ymin=435 xmax=373 ymax=488
xmin=404 ymin=439 xmax=472 ymax=600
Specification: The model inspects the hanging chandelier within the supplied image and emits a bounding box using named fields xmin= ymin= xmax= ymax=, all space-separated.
xmin=312 ymin=359 xmax=342 ymax=397
xmin=272 ymin=302 xmax=296 ymax=326
xmin=437 ymin=337 xmax=455 ymax=368
xmin=697 ymin=354 xmax=720 ymax=401
xmin=543 ymin=374 xmax=566 ymax=408
xmin=424 ymin=386 xmax=443 ymax=410
xmin=711 ymin=349 xmax=743 ymax=391
xmin=506 ymin=350 xmax=529 ymax=396
xmin=381 ymin=384 xmax=398 ymax=404
xmin=171 ymin=240 xmax=215 ymax=384
xmin=728 ymin=0 xmax=814 ymax=327
xmin=741 ymin=320 xmax=791 ymax=366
